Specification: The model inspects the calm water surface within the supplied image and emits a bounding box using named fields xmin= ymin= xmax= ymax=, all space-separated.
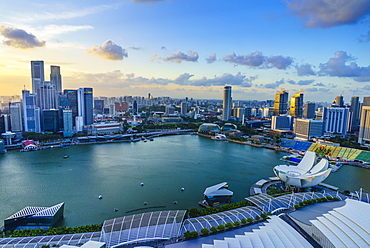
xmin=0 ymin=134 xmax=369 ymax=227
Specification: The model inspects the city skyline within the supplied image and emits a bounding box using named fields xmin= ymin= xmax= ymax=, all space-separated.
xmin=1 ymin=0 xmax=370 ymax=101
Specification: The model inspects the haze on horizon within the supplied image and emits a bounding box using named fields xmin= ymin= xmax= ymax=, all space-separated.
xmin=0 ymin=0 xmax=370 ymax=102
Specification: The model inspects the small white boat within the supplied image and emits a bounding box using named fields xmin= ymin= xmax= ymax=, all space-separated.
xmin=212 ymin=134 xmax=227 ymax=141
xmin=98 ymin=195 xmax=103 ymax=199
xmin=140 ymin=182 xmax=144 ymax=186
xmin=181 ymin=188 xmax=185 ymax=191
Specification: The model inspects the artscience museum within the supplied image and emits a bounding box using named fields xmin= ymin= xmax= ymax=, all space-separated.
xmin=274 ymin=151 xmax=331 ymax=188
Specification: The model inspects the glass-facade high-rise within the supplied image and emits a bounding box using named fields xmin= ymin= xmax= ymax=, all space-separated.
xmin=222 ymin=86 xmax=232 ymax=121
xmin=303 ymin=102 xmax=315 ymax=119
xmin=9 ymin=102 xmax=23 ymax=132
xmin=31 ymin=61 xmax=44 ymax=94
xmin=290 ymin=91 xmax=303 ymax=117
xmin=43 ymin=109 xmax=59 ymax=133
xmin=349 ymin=96 xmax=360 ymax=132
xmin=64 ymin=90 xmax=78 ymax=126
xmin=77 ymin=88 xmax=93 ymax=126
xmin=36 ymin=81 xmax=56 ymax=110
xmin=273 ymin=89 xmax=288 ymax=115
xmin=50 ymin=65 xmax=62 ymax=94
xmin=22 ymin=90 xmax=41 ymax=133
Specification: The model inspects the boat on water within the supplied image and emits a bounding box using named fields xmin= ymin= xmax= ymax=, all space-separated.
xmin=212 ymin=134 xmax=227 ymax=141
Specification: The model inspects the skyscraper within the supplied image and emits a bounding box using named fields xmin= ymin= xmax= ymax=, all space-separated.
xmin=358 ymin=105 xmax=370 ymax=145
xmin=222 ymin=86 xmax=232 ymax=121
xmin=77 ymin=87 xmax=93 ymax=126
xmin=303 ymin=102 xmax=315 ymax=119
xmin=43 ymin=109 xmax=59 ymax=133
xmin=50 ymin=65 xmax=62 ymax=93
xmin=22 ymin=90 xmax=41 ymax=133
xmin=31 ymin=61 xmax=44 ymax=94
xmin=9 ymin=102 xmax=23 ymax=132
xmin=64 ymin=90 xmax=78 ymax=126
xmin=335 ymin=95 xmax=344 ymax=107
xmin=349 ymin=96 xmax=360 ymax=132
xmin=323 ymin=106 xmax=349 ymax=137
xmin=290 ymin=91 xmax=303 ymax=117
xmin=273 ymin=89 xmax=288 ymax=115
xmin=62 ymin=109 xmax=73 ymax=137
xmin=36 ymin=81 xmax=56 ymax=110
xmin=181 ymin=102 xmax=187 ymax=117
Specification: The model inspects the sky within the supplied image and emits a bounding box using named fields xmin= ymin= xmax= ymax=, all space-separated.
xmin=0 ymin=0 xmax=370 ymax=102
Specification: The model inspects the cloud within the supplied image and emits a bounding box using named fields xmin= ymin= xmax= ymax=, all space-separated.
xmin=153 ymin=50 xmax=199 ymax=63
xmin=11 ymin=4 xmax=118 ymax=23
xmin=174 ymin=73 xmax=194 ymax=84
xmin=206 ymin=53 xmax=217 ymax=64
xmin=263 ymin=79 xmax=285 ymax=89
xmin=306 ymin=87 xmax=330 ymax=93
xmin=265 ymin=55 xmax=294 ymax=69
xmin=287 ymin=80 xmax=296 ymax=84
xmin=223 ymin=52 xmax=293 ymax=69
xmin=359 ymin=31 xmax=370 ymax=42
xmin=161 ymin=46 xmax=167 ymax=50
xmin=224 ymin=52 xmax=265 ymax=67
xmin=0 ymin=26 xmax=45 ymax=49
xmin=286 ymin=0 xmax=370 ymax=28
xmin=70 ymin=70 xmax=255 ymax=88
xmin=129 ymin=46 xmax=143 ymax=50
xmin=319 ymin=51 xmax=370 ymax=82
xmin=297 ymin=63 xmax=316 ymax=76
xmin=87 ymin=40 xmax=127 ymax=61
xmin=314 ymin=82 xmax=325 ymax=86
xmin=192 ymin=73 xmax=256 ymax=87
xmin=297 ymin=79 xmax=315 ymax=85
xmin=362 ymin=85 xmax=370 ymax=90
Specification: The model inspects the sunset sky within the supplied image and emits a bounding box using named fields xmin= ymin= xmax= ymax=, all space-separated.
xmin=1 ymin=0 xmax=370 ymax=102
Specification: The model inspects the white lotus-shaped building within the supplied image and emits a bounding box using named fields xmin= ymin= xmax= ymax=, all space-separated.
xmin=274 ymin=151 xmax=331 ymax=188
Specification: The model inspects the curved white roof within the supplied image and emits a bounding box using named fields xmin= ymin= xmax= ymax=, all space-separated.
xmin=274 ymin=151 xmax=331 ymax=188
xmin=309 ymin=199 xmax=370 ymax=247
xmin=201 ymin=215 xmax=313 ymax=248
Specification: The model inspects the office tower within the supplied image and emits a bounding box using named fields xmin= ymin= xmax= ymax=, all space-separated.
xmin=323 ymin=106 xmax=349 ymax=137
xmin=121 ymin=102 xmax=129 ymax=111
xmin=304 ymin=102 xmax=316 ymax=119
xmin=109 ymin=104 xmax=116 ymax=116
xmin=9 ymin=102 xmax=22 ymax=133
xmin=0 ymin=114 xmax=11 ymax=133
xmin=62 ymin=109 xmax=73 ymax=137
xmin=50 ymin=65 xmax=62 ymax=93
xmin=36 ymin=81 xmax=56 ymax=110
xmin=349 ymin=96 xmax=360 ymax=132
xmin=165 ymin=106 xmax=175 ymax=115
xmin=114 ymin=102 xmax=121 ymax=112
xmin=94 ymin=99 xmax=104 ymax=114
xmin=31 ymin=61 xmax=44 ymax=94
xmin=363 ymin=96 xmax=370 ymax=107
xmin=271 ymin=116 xmax=293 ymax=130
xmin=222 ymin=86 xmax=232 ymax=121
xmin=43 ymin=109 xmax=59 ymax=133
xmin=294 ymin=119 xmax=323 ymax=140
xmin=335 ymin=95 xmax=344 ymax=107
xmin=132 ymin=100 xmax=138 ymax=115
xmin=22 ymin=90 xmax=41 ymax=133
xmin=181 ymin=102 xmax=187 ymax=117
xmin=64 ymin=90 xmax=78 ymax=126
xmin=77 ymin=87 xmax=93 ymax=126
xmin=358 ymin=106 xmax=370 ymax=145
xmin=290 ymin=91 xmax=303 ymax=117
xmin=273 ymin=89 xmax=288 ymax=115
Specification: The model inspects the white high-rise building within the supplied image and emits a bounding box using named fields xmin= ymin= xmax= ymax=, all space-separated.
xmin=31 ymin=61 xmax=44 ymax=94
xmin=36 ymin=81 xmax=56 ymax=110
xmin=222 ymin=86 xmax=232 ymax=121
xmin=294 ymin=119 xmax=323 ymax=140
xmin=50 ymin=65 xmax=62 ymax=94
xmin=323 ymin=106 xmax=349 ymax=137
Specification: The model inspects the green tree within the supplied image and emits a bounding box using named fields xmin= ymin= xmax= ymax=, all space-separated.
xmin=247 ymin=217 xmax=253 ymax=224
xmin=217 ymin=224 xmax=225 ymax=231
xmin=241 ymin=218 xmax=247 ymax=225
xmin=225 ymin=222 xmax=233 ymax=229
xmin=200 ymin=228 xmax=209 ymax=235
xmin=233 ymin=221 xmax=240 ymax=227
xmin=210 ymin=226 xmax=217 ymax=233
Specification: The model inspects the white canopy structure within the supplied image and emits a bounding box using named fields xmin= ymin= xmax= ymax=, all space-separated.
xmin=203 ymin=182 xmax=233 ymax=198
xmin=273 ymin=151 xmax=331 ymax=188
